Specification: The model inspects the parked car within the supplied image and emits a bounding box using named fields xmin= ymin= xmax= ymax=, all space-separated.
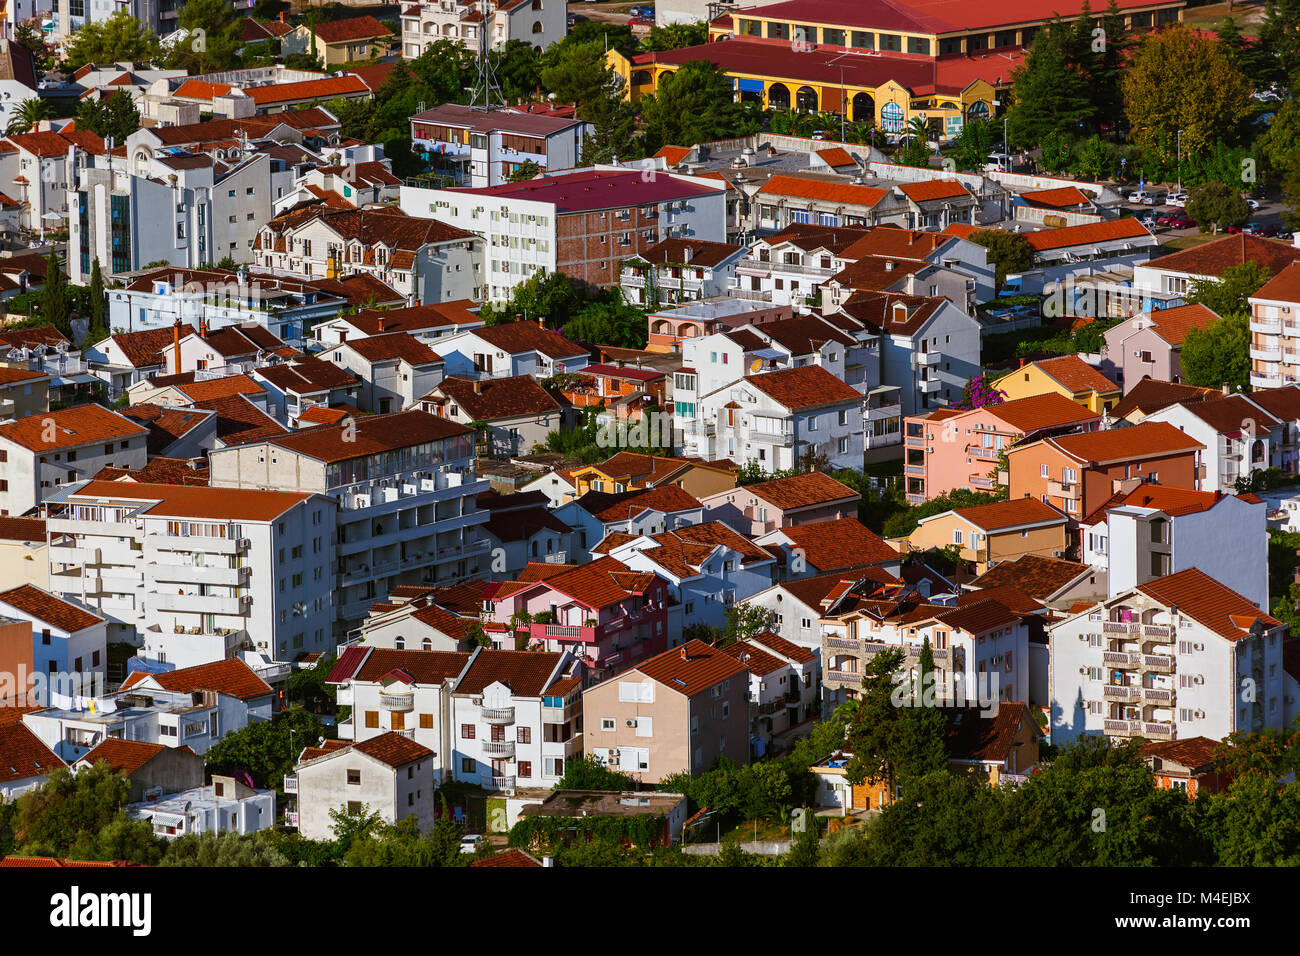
xmin=1226 ymin=223 xmax=1246 ymax=234
xmin=1128 ymin=190 xmax=1152 ymax=204
xmin=460 ymin=834 xmax=488 ymax=854
xmin=1156 ymin=211 xmax=1181 ymax=225
xmin=1246 ymin=198 xmax=1262 ymax=211
xmin=1142 ymin=192 xmax=1166 ymax=206
xmin=1166 ymin=192 xmax=1187 ymax=208
xmin=1166 ymin=213 xmax=1195 ymax=229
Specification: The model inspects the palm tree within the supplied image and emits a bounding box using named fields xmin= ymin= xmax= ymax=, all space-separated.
xmin=905 ymin=115 xmax=929 ymax=144
xmin=6 ymin=97 xmax=52 ymax=136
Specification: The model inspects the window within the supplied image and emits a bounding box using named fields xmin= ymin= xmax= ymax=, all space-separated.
xmin=517 ymin=726 xmax=531 ymax=744
xmin=461 ymin=757 xmax=476 ymax=773
xmin=601 ymin=718 xmax=616 ymax=731
xmin=347 ymin=770 xmax=361 ymax=785
xmin=420 ymin=713 xmax=433 ymax=729
xmin=461 ymin=724 xmax=475 ymax=739
xmin=518 ymin=760 xmax=532 ymax=778
xmin=347 ymin=801 xmax=362 ymax=815
xmin=1040 ymin=464 xmax=1049 ymax=478
xmin=364 ymin=711 xmax=379 ymax=728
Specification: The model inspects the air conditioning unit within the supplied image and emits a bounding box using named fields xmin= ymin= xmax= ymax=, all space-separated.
xmin=1052 ymin=550 xmax=1064 ymax=557
xmin=1194 ymin=709 xmax=1205 ymax=719
xmin=1193 ymin=643 xmax=1204 ymax=651
xmin=626 ymin=719 xmax=636 ymax=727
xmin=1193 ymin=675 xmax=1205 ymax=685
xmin=1079 ymin=666 xmax=1088 ymax=674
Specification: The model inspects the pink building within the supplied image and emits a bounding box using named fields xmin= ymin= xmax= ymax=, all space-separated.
xmin=1101 ymin=303 xmax=1220 ymax=393
xmin=904 ymin=392 xmax=1100 ymax=503
xmin=482 ymin=556 xmax=671 ymax=682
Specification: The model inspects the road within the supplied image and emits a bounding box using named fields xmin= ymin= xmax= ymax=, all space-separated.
xmin=568 ymin=0 xmax=640 ymax=26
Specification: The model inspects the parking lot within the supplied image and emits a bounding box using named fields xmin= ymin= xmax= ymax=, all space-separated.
xmin=1116 ymin=187 xmax=1292 ymax=242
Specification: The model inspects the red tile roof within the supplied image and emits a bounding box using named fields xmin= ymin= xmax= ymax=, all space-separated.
xmin=898 ymin=179 xmax=971 ymax=202
xmin=745 ymin=471 xmax=860 ymax=510
xmin=1139 ymin=736 xmax=1220 ymax=771
xmin=746 ymin=364 xmax=862 ymax=410
xmin=987 ymin=391 xmax=1102 ymax=433
xmin=633 ymin=639 xmax=749 ymax=697
xmin=0 ymin=403 xmax=146 ymax=452
xmin=471 ymin=848 xmax=544 ymax=867
xmin=78 ymin=739 xmax=172 ymax=776
xmin=351 ymin=732 xmax=434 ymax=767
xmin=453 ymin=649 xmax=566 ymax=697
xmin=341 ymin=331 xmax=442 ymax=365
xmin=1019 ymin=186 xmax=1091 ymax=208
xmin=1022 ymin=218 xmax=1152 ymax=252
xmin=948 ymin=497 xmax=1066 ymax=532
xmin=71 ymin=480 xmax=311 ymax=522
xmin=0 ymin=516 xmax=45 ymax=541
xmin=328 ymin=646 xmax=470 ymax=685
xmin=1033 ymin=421 xmax=1204 ymax=465
xmin=194 ymin=394 xmax=288 ymax=446
xmin=970 ymin=554 xmax=1093 ymax=600
xmin=758 ymin=174 xmax=887 ymax=208
xmin=775 ymin=516 xmax=899 ymax=570
xmin=246 ymin=74 xmax=370 ymax=106
xmin=112 ymin=325 xmax=198 ymax=369
xmin=267 ymin=409 xmax=471 ymax=462
xmin=577 ymin=484 xmax=703 ymax=522
xmin=1146 ymin=233 xmax=1300 ymax=278
xmin=1138 ymin=568 xmax=1280 ymax=642
xmin=121 ymin=658 xmax=273 ymax=701
xmin=0 ymin=722 xmax=62 ymax=784
xmin=1139 ymin=302 xmax=1220 ymax=346
xmin=1016 ymin=355 xmax=1119 ymax=395
xmin=309 ymin=15 xmax=392 ymax=42
xmin=0 ymin=585 xmax=102 ymax=632
xmin=434 ymin=374 xmax=560 ymax=420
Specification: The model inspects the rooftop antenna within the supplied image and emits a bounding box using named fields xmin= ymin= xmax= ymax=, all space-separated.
xmin=469 ymin=0 xmax=503 ymax=112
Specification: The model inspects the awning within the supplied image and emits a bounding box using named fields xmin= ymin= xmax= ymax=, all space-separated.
xmin=736 ymin=78 xmax=765 ymax=93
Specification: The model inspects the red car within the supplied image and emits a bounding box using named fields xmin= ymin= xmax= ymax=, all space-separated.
xmin=1166 ymin=214 xmax=1195 ymax=229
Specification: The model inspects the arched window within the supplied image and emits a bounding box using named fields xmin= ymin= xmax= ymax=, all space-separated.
xmin=395 ymin=636 xmax=405 ymax=649
xmin=532 ymin=21 xmax=543 ymax=33
xmin=422 ymin=637 xmax=433 ymax=650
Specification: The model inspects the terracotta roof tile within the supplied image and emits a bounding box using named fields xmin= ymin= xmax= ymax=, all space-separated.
xmin=1032 ymin=421 xmax=1204 ymax=465
xmin=775 ymin=516 xmax=897 ymax=570
xmin=341 ymin=331 xmax=442 ymax=365
xmin=71 ymin=480 xmax=311 ymax=521
xmin=328 ymin=647 xmax=470 ymax=684
xmin=246 ymin=74 xmax=370 ymax=106
xmin=266 ymin=409 xmax=470 ymax=462
xmin=0 ymin=403 xmax=147 ymax=452
xmin=194 ymin=394 xmax=288 ymax=445
xmin=453 ymin=649 xmax=565 ymax=697
xmin=1139 ymin=735 xmax=1220 ymax=771
xmin=112 ymin=325 xmax=198 ymax=369
xmin=757 ymin=174 xmax=887 ymax=208
xmin=78 ymin=739 xmax=171 ymax=776
xmin=746 ymin=364 xmax=861 ymax=410
xmin=948 ymin=497 xmax=1066 ymax=531
xmin=434 ymin=374 xmax=560 ymax=420
xmin=899 ymin=179 xmax=971 ymax=202
xmin=970 ymin=554 xmax=1092 ymax=600
xmin=1147 ymin=233 xmax=1300 ymax=278
xmin=473 ymin=321 xmax=587 ymax=361
xmin=633 ymin=639 xmax=749 ymax=696
xmin=1109 ymin=378 xmax=1217 ymax=421
xmin=351 ymin=732 xmax=434 ymax=767
xmin=577 ymin=485 xmax=702 ymax=522
xmin=745 ymin=471 xmax=859 ymax=510
xmin=1139 ymin=302 xmax=1219 ymax=346
xmin=0 ymin=516 xmax=45 ymax=541
xmin=1017 ymin=355 xmax=1119 ymax=395
xmin=309 ymin=15 xmax=392 ymax=42
xmin=0 ymin=723 xmax=63 ymax=783
xmin=1022 ymin=218 xmax=1153 ymax=252
xmin=121 ymin=658 xmax=272 ymax=701
xmin=1019 ymin=186 xmax=1092 ymax=208
xmin=986 ymin=391 xmax=1101 ymax=433
xmin=1136 ymin=568 xmax=1280 ymax=642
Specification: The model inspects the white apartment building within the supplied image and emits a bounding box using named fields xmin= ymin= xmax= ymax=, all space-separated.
xmin=255 ymin=206 xmax=483 ymax=305
xmin=208 ymin=410 xmax=491 ymax=635
xmin=448 ymin=647 xmax=584 ymax=793
xmin=1049 ymin=568 xmax=1287 ymax=745
xmin=679 ymin=363 xmax=868 ymax=470
xmin=70 ymin=151 xmax=280 ymax=282
xmin=400 ymin=0 xmax=568 ymax=58
xmin=0 ymin=585 xmax=107 ymax=706
xmin=722 ymin=632 xmax=821 ymax=755
xmin=290 ymin=732 xmax=436 ymax=841
xmin=23 ymin=657 xmax=275 ymax=763
xmin=318 ymin=333 xmax=445 ymax=416
xmin=44 ymin=479 xmax=336 ymax=665
xmin=328 ymin=645 xmax=471 ymax=781
xmin=426 ymin=320 xmax=589 ymax=379
xmin=0 ymin=127 xmax=105 ymax=234
xmin=1249 ymin=261 xmax=1300 ymax=389
xmin=409 ymin=103 xmax=590 ymax=188
xmin=0 ymin=404 xmax=148 ymax=517
xmin=832 ymin=291 xmax=982 ymax=417
xmin=1141 ymin=392 xmax=1280 ymax=494
xmin=1079 ymin=484 xmax=1268 ymax=613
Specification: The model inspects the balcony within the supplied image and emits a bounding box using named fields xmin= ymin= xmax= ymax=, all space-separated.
xmin=1103 ymin=718 xmax=1143 ymax=737
xmin=824 ymin=669 xmax=860 ymax=687
xmin=1102 ymin=685 xmax=1139 ymax=700
xmin=1141 ymin=687 xmax=1174 ymax=705
xmin=149 ymin=535 xmax=250 ymax=555
xmin=920 ymin=378 xmax=942 ymax=393
xmin=1255 ymin=318 xmax=1283 ymax=334
xmin=824 ymin=637 xmax=860 ymax=651
xmin=1251 ymin=346 xmax=1282 ymax=362
xmin=154 ymin=592 xmax=252 ymax=615
xmin=1142 ymin=625 xmax=1173 ymax=643
xmin=1141 ymin=721 xmax=1174 ymax=739
xmin=483 ymin=706 xmax=514 ymax=725
xmin=728 ymin=287 xmax=773 ymax=302
xmin=1143 ymin=654 xmax=1175 ymax=674
xmin=151 ymin=562 xmax=250 ymax=587
xmin=914 ymin=351 xmax=941 ymax=366
xmin=1103 ymin=650 xmax=1142 ymax=669
xmin=283 ymin=774 xmax=298 ymax=794
xmin=903 ymin=464 xmax=926 ymax=477
xmin=1047 ymin=479 xmax=1080 ymax=499
xmin=966 ymin=444 xmax=1000 ymax=460
xmin=490 ymin=774 xmax=516 ymax=790
xmin=529 ymin=622 xmax=596 ymax=643
xmin=379 ymin=691 xmax=414 ymax=712
xmin=482 ymin=740 xmax=515 ymax=758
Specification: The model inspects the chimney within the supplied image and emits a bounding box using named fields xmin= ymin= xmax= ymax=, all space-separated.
xmin=537 ymin=315 xmax=544 ymax=327
xmin=1019 ymin=358 xmax=1026 ymax=368
xmin=679 ymin=646 xmax=689 ymax=661
xmin=542 ymin=856 xmax=555 ymax=867
xmin=1222 ymin=382 xmax=1230 ymax=395
xmin=473 ymin=379 xmax=483 ymax=394
xmin=199 ymin=318 xmax=207 ymax=338
xmin=173 ymin=320 xmax=182 ymax=375
xmin=378 ymin=317 xmax=386 ymax=333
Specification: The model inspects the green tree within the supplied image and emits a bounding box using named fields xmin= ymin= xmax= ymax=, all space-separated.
xmin=202 ymin=709 xmax=328 ymax=788
xmin=562 ymin=295 xmax=649 ymax=349
xmin=580 ymin=86 xmax=639 ymax=164
xmin=1122 ymin=25 xmax=1253 ymax=158
xmin=75 ymin=90 xmax=141 ymax=144
xmin=1255 ymin=0 xmax=1300 ymax=90
xmin=288 ymin=654 xmax=337 ymax=712
xmin=14 ymin=20 xmax=50 ymax=74
xmin=720 ymin=603 xmax=777 ymax=646
xmin=640 ymin=23 xmax=708 ymax=53
xmin=162 ymin=830 xmax=290 ymax=866
xmin=891 ymin=639 xmax=949 ymax=783
xmin=86 ymin=259 xmax=107 ymax=341
xmin=1071 ymin=134 xmax=1115 ymax=180
xmin=508 ymin=159 xmax=541 ymax=182
xmin=1005 ymin=22 xmax=1093 ymax=150
xmin=64 ymin=10 xmax=161 ymax=69
xmin=14 ymin=762 xmax=154 ymax=860
xmin=1179 ymin=311 xmax=1251 ymax=391
xmin=480 ymin=269 xmax=583 ymax=326
xmin=555 ymin=755 xmax=634 ymax=790
xmin=968 ymin=229 xmax=1034 ymax=291
xmin=5 ymin=97 xmax=51 ymax=136
xmin=540 ymin=40 xmax=617 ymax=113
xmin=409 ymin=39 xmax=478 ymax=105
xmin=1184 ymin=179 xmax=1251 ymax=234
xmin=1187 ymin=260 xmax=1273 ymax=314
xmin=640 ymin=60 xmax=756 ymax=153
xmin=844 ymin=647 xmax=907 ymax=792
xmin=947 ymin=117 xmax=994 ymax=173
xmin=1038 ymin=128 xmax=1072 ymax=173
xmin=492 ymin=40 xmax=542 ymax=102
xmin=170 ymin=0 xmax=243 ymax=73
xmin=40 ymin=249 xmax=70 ymax=337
